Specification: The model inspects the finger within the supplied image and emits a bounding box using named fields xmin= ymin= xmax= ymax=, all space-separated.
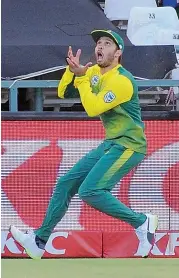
xmin=75 ymin=49 xmax=81 ymax=60
xmin=84 ymin=62 xmax=92 ymax=68
xmin=70 ymin=59 xmax=80 ymax=68
xmin=66 ymin=57 xmax=75 ymax=66
xmin=68 ymin=46 xmax=74 ymax=59
xmin=67 ymin=46 xmax=71 ymax=57
xmin=66 ymin=57 xmax=76 ymax=67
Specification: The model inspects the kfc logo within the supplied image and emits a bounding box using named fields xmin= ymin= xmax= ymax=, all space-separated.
xmin=1 ymin=231 xmax=69 ymax=256
xmin=135 ymin=232 xmax=179 ymax=256
xmin=1 ymin=231 xmax=179 ymax=258
xmin=1 ymin=231 xmax=102 ymax=258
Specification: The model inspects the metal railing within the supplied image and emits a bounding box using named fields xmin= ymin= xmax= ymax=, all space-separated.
xmin=1 ymin=79 xmax=179 ymax=112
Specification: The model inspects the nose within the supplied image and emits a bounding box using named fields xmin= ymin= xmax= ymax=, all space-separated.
xmin=98 ymin=44 xmax=103 ymax=50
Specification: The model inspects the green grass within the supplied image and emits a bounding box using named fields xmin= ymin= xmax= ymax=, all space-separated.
xmin=1 ymin=258 xmax=179 ymax=278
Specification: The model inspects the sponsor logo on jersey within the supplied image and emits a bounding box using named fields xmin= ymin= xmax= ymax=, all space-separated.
xmin=104 ymin=91 xmax=116 ymax=103
xmin=91 ymin=75 xmax=99 ymax=86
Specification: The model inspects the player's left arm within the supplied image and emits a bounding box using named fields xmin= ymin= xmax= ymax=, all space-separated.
xmin=74 ymin=74 xmax=133 ymax=117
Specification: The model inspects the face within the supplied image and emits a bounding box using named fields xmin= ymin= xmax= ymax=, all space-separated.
xmin=95 ymin=36 xmax=121 ymax=68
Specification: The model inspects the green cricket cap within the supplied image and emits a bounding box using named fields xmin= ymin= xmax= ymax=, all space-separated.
xmin=91 ymin=29 xmax=124 ymax=52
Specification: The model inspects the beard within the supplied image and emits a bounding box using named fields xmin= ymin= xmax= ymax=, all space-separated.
xmin=98 ymin=61 xmax=111 ymax=68
xmin=97 ymin=53 xmax=116 ymax=68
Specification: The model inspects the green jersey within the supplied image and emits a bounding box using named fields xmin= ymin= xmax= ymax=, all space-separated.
xmin=58 ymin=64 xmax=147 ymax=154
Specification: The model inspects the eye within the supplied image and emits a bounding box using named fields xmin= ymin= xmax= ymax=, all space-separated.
xmin=106 ymin=41 xmax=111 ymax=46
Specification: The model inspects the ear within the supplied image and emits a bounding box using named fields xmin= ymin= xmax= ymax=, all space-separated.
xmin=115 ymin=49 xmax=122 ymax=58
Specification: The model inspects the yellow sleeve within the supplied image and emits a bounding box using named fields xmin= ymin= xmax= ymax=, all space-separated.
xmin=57 ymin=66 xmax=74 ymax=98
xmin=74 ymin=74 xmax=133 ymax=117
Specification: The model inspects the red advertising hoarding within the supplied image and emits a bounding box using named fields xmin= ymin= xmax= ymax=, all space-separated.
xmin=1 ymin=120 xmax=179 ymax=257
xmin=1 ymin=231 xmax=102 ymax=258
xmin=2 ymin=231 xmax=179 ymax=258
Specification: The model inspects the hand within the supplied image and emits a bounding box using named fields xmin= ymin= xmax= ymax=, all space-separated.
xmin=66 ymin=46 xmax=92 ymax=76
xmin=67 ymin=46 xmax=80 ymax=68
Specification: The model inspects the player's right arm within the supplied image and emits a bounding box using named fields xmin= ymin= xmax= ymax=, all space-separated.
xmin=58 ymin=46 xmax=80 ymax=99
xmin=58 ymin=46 xmax=93 ymax=99
xmin=57 ymin=66 xmax=79 ymax=99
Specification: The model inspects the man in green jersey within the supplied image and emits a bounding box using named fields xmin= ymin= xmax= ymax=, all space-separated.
xmin=10 ymin=29 xmax=158 ymax=259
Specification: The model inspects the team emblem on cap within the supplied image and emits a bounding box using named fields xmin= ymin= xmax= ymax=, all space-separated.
xmin=104 ymin=91 xmax=116 ymax=103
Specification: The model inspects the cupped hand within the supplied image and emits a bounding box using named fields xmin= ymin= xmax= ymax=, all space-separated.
xmin=66 ymin=46 xmax=92 ymax=76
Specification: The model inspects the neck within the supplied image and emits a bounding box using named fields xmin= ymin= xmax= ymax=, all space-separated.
xmin=100 ymin=61 xmax=119 ymax=75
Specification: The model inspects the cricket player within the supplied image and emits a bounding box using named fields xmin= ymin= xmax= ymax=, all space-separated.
xmin=10 ymin=29 xmax=158 ymax=259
